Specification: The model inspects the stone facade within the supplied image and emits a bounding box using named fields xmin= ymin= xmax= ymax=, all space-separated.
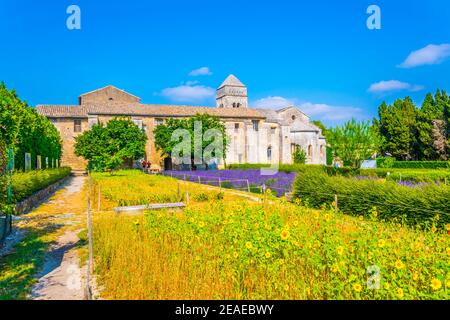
xmin=37 ymin=75 xmax=326 ymax=171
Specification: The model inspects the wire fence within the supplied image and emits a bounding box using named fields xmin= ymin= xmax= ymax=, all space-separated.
xmin=161 ymin=171 xmax=293 ymax=196
xmin=160 ymin=171 xmax=449 ymax=218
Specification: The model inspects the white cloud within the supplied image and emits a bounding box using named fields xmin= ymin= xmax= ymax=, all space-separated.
xmin=368 ymin=80 xmax=424 ymax=93
xmin=253 ymin=96 xmax=294 ymax=109
xmin=188 ymin=67 xmax=213 ymax=76
xmin=160 ymin=83 xmax=215 ymax=103
xmin=299 ymin=102 xmax=365 ymax=121
xmin=399 ymin=44 xmax=450 ymax=68
xmin=253 ymin=96 xmax=365 ymax=124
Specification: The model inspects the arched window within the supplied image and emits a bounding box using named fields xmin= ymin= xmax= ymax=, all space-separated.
xmin=267 ymin=146 xmax=272 ymax=161
xmin=232 ymin=103 xmax=236 ymax=108
xmin=308 ymin=145 xmax=313 ymax=158
xmin=236 ymin=103 xmax=241 ymax=108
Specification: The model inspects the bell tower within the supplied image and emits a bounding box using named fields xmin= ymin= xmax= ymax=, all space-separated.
xmin=216 ymin=74 xmax=248 ymax=108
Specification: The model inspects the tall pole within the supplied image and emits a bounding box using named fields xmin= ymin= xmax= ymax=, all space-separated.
xmin=86 ymin=171 xmax=94 ymax=300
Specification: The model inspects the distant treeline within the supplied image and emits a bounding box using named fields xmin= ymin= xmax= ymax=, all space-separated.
xmin=374 ymin=90 xmax=450 ymax=161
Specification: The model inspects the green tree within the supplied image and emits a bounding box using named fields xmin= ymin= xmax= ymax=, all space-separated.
xmin=0 ymin=82 xmax=62 ymax=170
xmin=292 ymin=147 xmax=307 ymax=164
xmin=154 ymin=113 xmax=229 ymax=170
xmin=374 ymin=97 xmax=418 ymax=160
xmin=74 ymin=118 xmax=147 ymax=172
xmin=327 ymin=118 xmax=380 ymax=167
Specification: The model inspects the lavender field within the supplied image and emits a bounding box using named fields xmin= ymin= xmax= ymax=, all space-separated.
xmin=162 ymin=170 xmax=297 ymax=197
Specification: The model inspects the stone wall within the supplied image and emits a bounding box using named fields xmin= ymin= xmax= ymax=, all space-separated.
xmin=79 ymin=86 xmax=140 ymax=105
xmin=52 ymin=118 xmax=88 ymax=171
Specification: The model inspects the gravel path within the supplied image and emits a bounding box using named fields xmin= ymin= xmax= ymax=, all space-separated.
xmin=29 ymin=176 xmax=87 ymax=300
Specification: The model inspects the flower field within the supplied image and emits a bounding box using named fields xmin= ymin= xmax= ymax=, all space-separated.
xmin=91 ymin=171 xmax=449 ymax=300
xmin=163 ymin=170 xmax=296 ymax=197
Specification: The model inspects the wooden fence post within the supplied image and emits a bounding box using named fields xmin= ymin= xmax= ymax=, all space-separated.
xmin=246 ymin=179 xmax=250 ymax=193
xmin=97 ymin=185 xmax=101 ymax=212
xmin=334 ymin=194 xmax=338 ymax=213
xmin=198 ymin=176 xmax=201 ymax=184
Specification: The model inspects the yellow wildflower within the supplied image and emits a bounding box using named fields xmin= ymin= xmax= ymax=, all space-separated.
xmin=245 ymin=242 xmax=253 ymax=249
xmin=446 ymin=247 xmax=450 ymax=256
xmin=233 ymin=252 xmax=239 ymax=258
xmin=280 ymin=230 xmax=290 ymax=241
xmin=378 ymin=239 xmax=386 ymax=248
xmin=353 ymin=283 xmax=362 ymax=292
xmin=336 ymin=246 xmax=344 ymax=255
xmin=198 ymin=221 xmax=205 ymax=228
xmin=446 ymin=224 xmax=450 ymax=231
xmin=384 ymin=282 xmax=390 ymax=290
xmin=265 ymin=252 xmax=271 ymax=258
xmin=431 ymin=225 xmax=437 ymax=233
xmin=431 ymin=278 xmax=442 ymax=291
xmin=394 ymin=259 xmax=404 ymax=270
xmin=397 ymin=288 xmax=404 ymax=298
xmin=284 ymin=284 xmax=289 ymax=291
xmin=412 ymin=272 xmax=419 ymax=281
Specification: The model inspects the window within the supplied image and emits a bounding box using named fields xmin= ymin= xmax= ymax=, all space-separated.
xmin=74 ymin=119 xmax=82 ymax=132
xmin=236 ymin=103 xmax=241 ymax=108
xmin=270 ymin=127 xmax=276 ymax=134
xmin=308 ymin=145 xmax=313 ymax=158
xmin=267 ymin=146 xmax=272 ymax=161
xmin=292 ymin=115 xmax=296 ymax=121
xmin=252 ymin=120 xmax=259 ymax=131
xmin=234 ymin=123 xmax=240 ymax=132
xmin=232 ymin=103 xmax=236 ymax=108
xmin=155 ymin=118 xmax=164 ymax=126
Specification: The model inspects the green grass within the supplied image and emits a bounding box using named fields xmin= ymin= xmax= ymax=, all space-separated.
xmin=0 ymin=229 xmax=51 ymax=299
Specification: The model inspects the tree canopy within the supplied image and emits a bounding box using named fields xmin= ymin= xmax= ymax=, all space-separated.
xmin=0 ymin=82 xmax=62 ymax=170
xmin=374 ymin=90 xmax=450 ymax=161
xmin=154 ymin=113 xmax=229 ymax=169
xmin=74 ymin=118 xmax=147 ymax=172
xmin=327 ymin=118 xmax=381 ymax=167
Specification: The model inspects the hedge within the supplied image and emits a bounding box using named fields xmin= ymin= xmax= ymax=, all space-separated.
xmin=292 ymin=169 xmax=450 ymax=228
xmin=11 ymin=167 xmax=71 ymax=203
xmin=391 ymin=161 xmax=450 ymax=169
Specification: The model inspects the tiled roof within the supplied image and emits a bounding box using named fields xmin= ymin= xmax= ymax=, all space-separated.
xmin=218 ymin=74 xmax=246 ymax=88
xmin=36 ymin=103 xmax=265 ymax=119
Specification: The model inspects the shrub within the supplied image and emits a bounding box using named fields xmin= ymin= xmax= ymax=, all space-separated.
xmin=293 ymin=170 xmax=450 ymax=228
xmin=293 ymin=147 xmax=307 ymax=164
xmin=12 ymin=167 xmax=72 ymax=203
xmin=376 ymin=157 xmax=395 ymax=168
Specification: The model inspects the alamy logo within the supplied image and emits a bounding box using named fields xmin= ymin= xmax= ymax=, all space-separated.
xmin=66 ymin=5 xmax=81 ymax=30
xmin=366 ymin=5 xmax=381 ymax=30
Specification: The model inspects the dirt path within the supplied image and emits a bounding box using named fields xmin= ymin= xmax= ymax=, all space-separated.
xmin=27 ymin=176 xmax=87 ymax=300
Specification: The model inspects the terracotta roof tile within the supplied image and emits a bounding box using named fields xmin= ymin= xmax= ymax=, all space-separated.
xmin=36 ymin=103 xmax=265 ymax=119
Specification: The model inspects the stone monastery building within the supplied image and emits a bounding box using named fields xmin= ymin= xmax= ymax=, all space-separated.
xmin=37 ymin=75 xmax=326 ymax=171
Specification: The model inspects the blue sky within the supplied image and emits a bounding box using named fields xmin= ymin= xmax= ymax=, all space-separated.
xmin=1 ymin=0 xmax=449 ymax=126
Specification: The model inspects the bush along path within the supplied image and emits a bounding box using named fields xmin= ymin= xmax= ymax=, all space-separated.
xmin=0 ymin=176 xmax=88 ymax=300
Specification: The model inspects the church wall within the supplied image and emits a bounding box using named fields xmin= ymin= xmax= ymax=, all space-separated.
xmin=80 ymin=87 xmax=140 ymax=105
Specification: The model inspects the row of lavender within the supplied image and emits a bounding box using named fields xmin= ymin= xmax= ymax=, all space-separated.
xmin=162 ymin=170 xmax=297 ymax=197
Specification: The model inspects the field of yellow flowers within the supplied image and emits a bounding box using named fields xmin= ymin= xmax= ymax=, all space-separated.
xmin=91 ymin=170 xmax=449 ymax=300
